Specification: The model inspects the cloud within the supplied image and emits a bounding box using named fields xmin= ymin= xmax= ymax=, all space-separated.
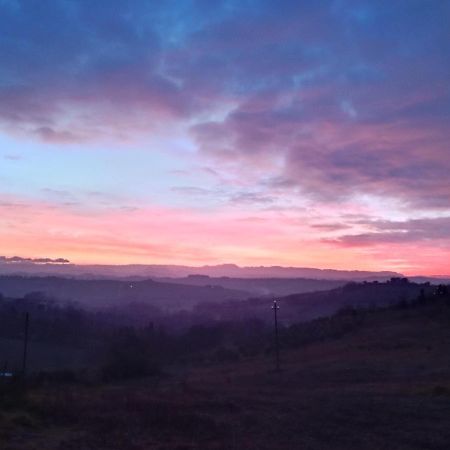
xmin=170 ymin=186 xmax=213 ymax=196
xmin=33 ymin=127 xmax=82 ymax=144
xmin=311 ymin=223 xmax=352 ymax=232
xmin=229 ymin=192 xmax=274 ymax=205
xmin=191 ymin=77 xmax=450 ymax=207
xmin=330 ymin=217 xmax=450 ymax=246
xmin=0 ymin=255 xmax=70 ymax=264
xmin=0 ymin=0 xmax=199 ymax=141
xmin=3 ymin=154 xmax=21 ymax=161
xmin=184 ymin=1 xmax=450 ymax=208
xmin=0 ymin=193 xmax=448 ymax=274
xmin=0 ymin=0 xmax=449 ymax=273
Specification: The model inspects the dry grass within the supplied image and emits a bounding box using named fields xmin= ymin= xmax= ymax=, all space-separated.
xmin=2 ymin=303 xmax=450 ymax=449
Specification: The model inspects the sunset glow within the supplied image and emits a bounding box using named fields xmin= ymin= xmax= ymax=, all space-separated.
xmin=1 ymin=1 xmax=449 ymax=275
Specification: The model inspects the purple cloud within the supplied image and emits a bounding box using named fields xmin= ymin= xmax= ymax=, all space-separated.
xmin=0 ymin=255 xmax=70 ymax=264
xmin=0 ymin=0 xmax=449 ymax=209
xmin=330 ymin=216 xmax=450 ymax=246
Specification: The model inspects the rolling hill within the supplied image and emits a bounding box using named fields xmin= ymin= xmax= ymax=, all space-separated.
xmin=0 ymin=276 xmax=250 ymax=311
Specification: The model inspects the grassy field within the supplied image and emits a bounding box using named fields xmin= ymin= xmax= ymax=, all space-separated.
xmin=0 ymin=337 xmax=89 ymax=373
xmin=1 ymin=302 xmax=450 ymax=449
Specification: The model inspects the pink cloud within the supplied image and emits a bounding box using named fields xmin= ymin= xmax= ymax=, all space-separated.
xmin=1 ymin=196 xmax=449 ymax=275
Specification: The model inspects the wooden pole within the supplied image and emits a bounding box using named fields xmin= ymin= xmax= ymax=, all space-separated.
xmin=22 ymin=312 xmax=29 ymax=377
xmin=272 ymin=300 xmax=280 ymax=371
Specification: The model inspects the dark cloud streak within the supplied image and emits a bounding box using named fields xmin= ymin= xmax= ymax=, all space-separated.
xmin=330 ymin=217 xmax=450 ymax=246
xmin=0 ymin=255 xmax=70 ymax=264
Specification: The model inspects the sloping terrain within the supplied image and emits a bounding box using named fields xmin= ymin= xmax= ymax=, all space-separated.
xmin=195 ymin=279 xmax=435 ymax=323
xmin=156 ymin=275 xmax=347 ymax=297
xmin=0 ymin=276 xmax=249 ymax=311
xmin=2 ymin=298 xmax=450 ymax=449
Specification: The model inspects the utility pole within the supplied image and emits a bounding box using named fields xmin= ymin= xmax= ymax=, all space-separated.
xmin=22 ymin=312 xmax=29 ymax=377
xmin=271 ymin=300 xmax=280 ymax=371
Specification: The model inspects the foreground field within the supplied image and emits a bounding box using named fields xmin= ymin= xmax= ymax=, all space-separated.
xmin=2 ymin=302 xmax=450 ymax=449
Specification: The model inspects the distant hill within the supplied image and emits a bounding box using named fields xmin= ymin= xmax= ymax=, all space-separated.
xmin=0 ymin=275 xmax=250 ymax=311
xmin=156 ymin=275 xmax=347 ymax=297
xmin=0 ymin=260 xmax=403 ymax=280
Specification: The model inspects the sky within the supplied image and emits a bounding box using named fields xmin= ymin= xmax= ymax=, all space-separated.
xmin=0 ymin=0 xmax=449 ymax=275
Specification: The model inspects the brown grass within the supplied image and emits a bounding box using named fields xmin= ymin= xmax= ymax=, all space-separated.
xmin=2 ymin=303 xmax=450 ymax=449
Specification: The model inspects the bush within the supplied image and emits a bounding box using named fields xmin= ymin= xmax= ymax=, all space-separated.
xmin=0 ymin=378 xmax=27 ymax=410
xmin=212 ymin=347 xmax=240 ymax=363
xmin=101 ymin=329 xmax=161 ymax=382
xmin=32 ymin=369 xmax=78 ymax=385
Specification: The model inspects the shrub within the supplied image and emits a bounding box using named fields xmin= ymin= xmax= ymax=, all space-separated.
xmin=101 ymin=329 xmax=161 ymax=382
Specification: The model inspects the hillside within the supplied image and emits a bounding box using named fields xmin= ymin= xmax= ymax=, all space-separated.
xmin=194 ymin=278 xmax=436 ymax=323
xmin=0 ymin=260 xmax=403 ymax=280
xmin=156 ymin=275 xmax=347 ymax=297
xmin=1 ymin=294 xmax=450 ymax=449
xmin=0 ymin=276 xmax=249 ymax=311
